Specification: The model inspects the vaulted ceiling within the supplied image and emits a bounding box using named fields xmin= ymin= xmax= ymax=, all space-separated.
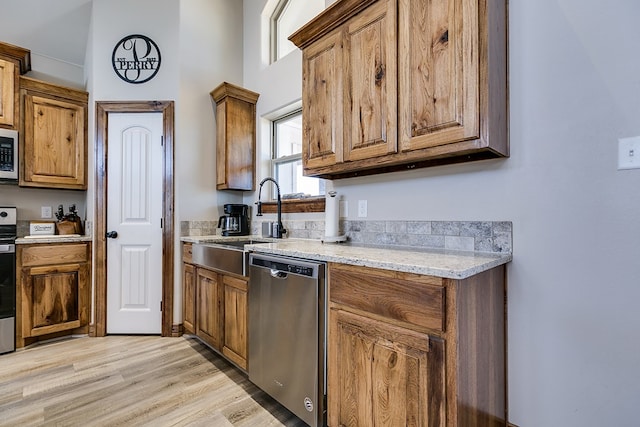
xmin=0 ymin=0 xmax=92 ymax=66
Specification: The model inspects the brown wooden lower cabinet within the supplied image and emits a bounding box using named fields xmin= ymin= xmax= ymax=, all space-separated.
xmin=182 ymin=243 xmax=248 ymax=371
xmin=330 ymin=308 xmax=446 ymax=425
xmin=328 ymin=262 xmax=507 ymax=427
xmin=195 ymin=267 xmax=221 ymax=349
xmin=17 ymin=242 xmax=91 ymax=348
xmin=221 ymin=275 xmax=248 ymax=369
xmin=182 ymin=263 xmax=196 ymax=334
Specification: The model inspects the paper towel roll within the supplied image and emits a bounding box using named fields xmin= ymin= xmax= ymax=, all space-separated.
xmin=325 ymin=191 xmax=339 ymax=237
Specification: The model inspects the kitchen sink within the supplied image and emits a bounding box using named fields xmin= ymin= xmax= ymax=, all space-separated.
xmin=215 ymin=239 xmax=268 ymax=249
xmin=191 ymin=239 xmax=270 ymax=276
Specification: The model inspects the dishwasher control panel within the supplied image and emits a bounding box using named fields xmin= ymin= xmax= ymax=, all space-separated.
xmin=250 ymin=254 xmax=319 ymax=278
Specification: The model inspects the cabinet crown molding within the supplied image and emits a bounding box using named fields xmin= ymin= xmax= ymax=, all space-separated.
xmin=289 ymin=0 xmax=377 ymax=48
xmin=210 ymin=82 xmax=259 ymax=104
xmin=19 ymin=75 xmax=88 ymax=101
xmin=0 ymin=41 xmax=31 ymax=74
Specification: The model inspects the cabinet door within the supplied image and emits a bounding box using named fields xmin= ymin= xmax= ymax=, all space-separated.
xmin=196 ymin=268 xmax=221 ymax=349
xmin=21 ymin=263 xmax=89 ymax=337
xmin=0 ymin=59 xmax=15 ymax=127
xmin=22 ymin=92 xmax=86 ymax=189
xmin=343 ymin=0 xmax=397 ymax=162
xmin=328 ymin=309 xmax=446 ymax=427
xmin=183 ymin=263 xmax=196 ymax=335
xmin=222 ymin=275 xmax=248 ymax=370
xmin=211 ymin=83 xmax=259 ymax=191
xmin=398 ymin=0 xmax=480 ymax=151
xmin=301 ymin=27 xmax=344 ymax=170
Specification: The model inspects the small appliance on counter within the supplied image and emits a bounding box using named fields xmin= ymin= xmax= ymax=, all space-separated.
xmin=218 ymin=204 xmax=250 ymax=236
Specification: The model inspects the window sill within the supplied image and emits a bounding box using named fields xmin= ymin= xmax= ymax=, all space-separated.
xmin=260 ymin=197 xmax=325 ymax=214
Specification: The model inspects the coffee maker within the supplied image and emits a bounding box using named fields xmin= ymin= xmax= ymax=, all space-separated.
xmin=218 ymin=204 xmax=250 ymax=236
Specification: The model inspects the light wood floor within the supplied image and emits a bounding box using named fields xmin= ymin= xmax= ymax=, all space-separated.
xmin=0 ymin=335 xmax=308 ymax=427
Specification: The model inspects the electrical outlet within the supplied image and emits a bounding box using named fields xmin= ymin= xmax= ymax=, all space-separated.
xmin=357 ymin=200 xmax=367 ymax=218
xmin=618 ymin=136 xmax=640 ymax=170
xmin=41 ymin=206 xmax=52 ymax=219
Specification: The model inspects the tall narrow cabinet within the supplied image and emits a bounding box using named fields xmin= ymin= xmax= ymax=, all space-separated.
xmin=210 ymin=82 xmax=259 ymax=191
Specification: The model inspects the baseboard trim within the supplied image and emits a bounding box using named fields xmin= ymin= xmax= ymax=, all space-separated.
xmin=171 ymin=323 xmax=183 ymax=337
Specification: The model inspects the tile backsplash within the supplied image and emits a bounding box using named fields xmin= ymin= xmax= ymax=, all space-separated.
xmin=17 ymin=220 xmax=92 ymax=237
xmin=182 ymin=219 xmax=512 ymax=254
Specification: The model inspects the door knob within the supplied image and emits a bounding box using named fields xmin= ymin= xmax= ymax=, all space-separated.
xmin=106 ymin=231 xmax=118 ymax=239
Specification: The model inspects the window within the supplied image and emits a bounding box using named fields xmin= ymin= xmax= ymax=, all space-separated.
xmin=271 ymin=110 xmax=324 ymax=198
xmin=269 ymin=0 xmax=323 ymax=63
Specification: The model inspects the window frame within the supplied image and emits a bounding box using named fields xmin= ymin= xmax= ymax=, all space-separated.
xmin=262 ymin=108 xmax=325 ymax=214
xmin=270 ymin=0 xmax=290 ymax=64
xmin=271 ymin=108 xmax=303 ymax=195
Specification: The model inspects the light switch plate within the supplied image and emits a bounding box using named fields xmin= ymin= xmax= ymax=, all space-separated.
xmin=618 ymin=136 xmax=640 ymax=170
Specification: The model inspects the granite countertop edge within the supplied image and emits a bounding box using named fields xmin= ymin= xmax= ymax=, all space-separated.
xmin=16 ymin=235 xmax=93 ymax=244
xmin=181 ymin=235 xmax=512 ymax=280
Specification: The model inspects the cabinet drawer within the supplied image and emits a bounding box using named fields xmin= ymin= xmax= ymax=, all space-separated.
xmin=329 ymin=263 xmax=445 ymax=332
xmin=21 ymin=243 xmax=89 ymax=267
xmin=183 ymin=243 xmax=193 ymax=264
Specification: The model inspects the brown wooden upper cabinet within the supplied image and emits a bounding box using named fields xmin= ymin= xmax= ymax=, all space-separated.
xmin=211 ymin=82 xmax=260 ymax=191
xmin=289 ymin=0 xmax=508 ymax=179
xmin=0 ymin=42 xmax=31 ymax=129
xmin=19 ymin=76 xmax=88 ymax=190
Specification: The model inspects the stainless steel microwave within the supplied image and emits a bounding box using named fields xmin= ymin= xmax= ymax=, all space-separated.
xmin=0 ymin=129 xmax=17 ymax=181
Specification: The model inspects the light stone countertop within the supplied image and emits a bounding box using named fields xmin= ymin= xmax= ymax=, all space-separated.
xmin=181 ymin=235 xmax=512 ymax=280
xmin=180 ymin=235 xmax=281 ymax=244
xmin=16 ymin=235 xmax=93 ymax=244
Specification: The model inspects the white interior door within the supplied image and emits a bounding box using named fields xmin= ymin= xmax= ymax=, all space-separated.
xmin=107 ymin=112 xmax=163 ymax=334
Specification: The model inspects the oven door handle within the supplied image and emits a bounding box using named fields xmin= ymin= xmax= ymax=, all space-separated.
xmin=0 ymin=244 xmax=15 ymax=253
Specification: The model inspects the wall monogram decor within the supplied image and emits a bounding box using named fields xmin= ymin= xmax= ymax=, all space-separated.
xmin=112 ymin=34 xmax=161 ymax=84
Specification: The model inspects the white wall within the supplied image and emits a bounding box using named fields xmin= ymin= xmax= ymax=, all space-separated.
xmin=243 ymin=0 xmax=640 ymax=425
xmin=177 ymin=0 xmax=244 ymax=222
xmin=175 ymin=0 xmax=244 ymax=320
xmin=87 ymin=0 xmax=243 ymax=322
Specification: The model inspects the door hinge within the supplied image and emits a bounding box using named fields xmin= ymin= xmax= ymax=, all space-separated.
xmin=160 ymin=300 xmax=163 ymax=312
xmin=161 ymin=135 xmax=164 ymax=146
xmin=160 ymin=218 xmax=163 ymax=228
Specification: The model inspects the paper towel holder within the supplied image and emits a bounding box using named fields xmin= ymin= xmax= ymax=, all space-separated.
xmin=321 ymin=235 xmax=347 ymax=243
xmin=322 ymin=190 xmax=347 ymax=243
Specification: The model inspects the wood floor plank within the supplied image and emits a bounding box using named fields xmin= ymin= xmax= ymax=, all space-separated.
xmin=0 ymin=335 xmax=308 ymax=427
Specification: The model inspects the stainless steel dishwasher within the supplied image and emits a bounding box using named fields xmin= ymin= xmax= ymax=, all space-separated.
xmin=248 ymin=253 xmax=326 ymax=427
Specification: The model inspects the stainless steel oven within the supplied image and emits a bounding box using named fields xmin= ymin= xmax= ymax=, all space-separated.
xmin=0 ymin=207 xmax=16 ymax=354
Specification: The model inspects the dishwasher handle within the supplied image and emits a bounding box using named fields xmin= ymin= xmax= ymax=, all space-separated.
xmin=270 ymin=269 xmax=288 ymax=279
xmin=250 ymin=253 xmax=324 ymax=279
